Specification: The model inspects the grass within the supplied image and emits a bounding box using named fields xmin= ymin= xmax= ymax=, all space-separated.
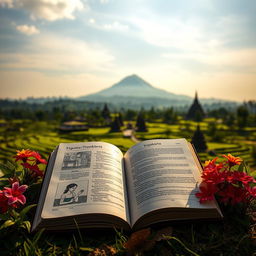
xmin=0 ymin=119 xmax=255 ymax=255
xmin=1 ymin=119 xmax=255 ymax=168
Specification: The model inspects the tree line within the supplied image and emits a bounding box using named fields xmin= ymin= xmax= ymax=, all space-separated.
xmin=0 ymin=99 xmax=256 ymax=129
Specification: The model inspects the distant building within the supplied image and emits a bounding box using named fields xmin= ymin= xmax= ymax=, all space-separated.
xmin=186 ymin=92 xmax=205 ymax=121
xmin=59 ymin=121 xmax=89 ymax=132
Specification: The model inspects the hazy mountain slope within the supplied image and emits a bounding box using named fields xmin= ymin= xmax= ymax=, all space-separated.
xmin=78 ymin=74 xmax=192 ymax=101
xmin=76 ymin=74 xmax=238 ymax=109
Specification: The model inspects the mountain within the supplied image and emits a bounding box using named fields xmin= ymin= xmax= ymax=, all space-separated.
xmin=86 ymin=74 xmax=190 ymax=100
xmin=77 ymin=74 xmax=238 ymax=109
xmin=77 ymin=74 xmax=196 ymax=108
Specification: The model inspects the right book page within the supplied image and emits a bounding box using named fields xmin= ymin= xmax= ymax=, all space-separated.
xmin=124 ymin=139 xmax=221 ymax=228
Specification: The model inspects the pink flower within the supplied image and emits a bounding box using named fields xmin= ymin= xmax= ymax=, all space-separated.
xmin=3 ymin=182 xmax=27 ymax=206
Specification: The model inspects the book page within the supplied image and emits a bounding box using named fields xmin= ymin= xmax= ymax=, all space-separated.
xmin=41 ymin=142 xmax=129 ymax=224
xmin=124 ymin=139 xmax=218 ymax=226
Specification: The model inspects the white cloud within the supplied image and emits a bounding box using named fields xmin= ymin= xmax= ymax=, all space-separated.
xmin=0 ymin=0 xmax=13 ymax=7
xmin=0 ymin=34 xmax=115 ymax=72
xmin=16 ymin=24 xmax=40 ymax=35
xmin=130 ymin=17 xmax=203 ymax=51
xmin=88 ymin=19 xmax=129 ymax=32
xmin=88 ymin=18 xmax=95 ymax=24
xmin=1 ymin=0 xmax=85 ymax=21
xmin=162 ymin=48 xmax=256 ymax=73
xmin=103 ymin=21 xmax=129 ymax=31
xmin=100 ymin=0 xmax=109 ymax=4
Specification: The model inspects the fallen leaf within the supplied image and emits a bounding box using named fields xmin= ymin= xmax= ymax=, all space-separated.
xmin=123 ymin=228 xmax=151 ymax=254
xmin=123 ymin=227 xmax=173 ymax=255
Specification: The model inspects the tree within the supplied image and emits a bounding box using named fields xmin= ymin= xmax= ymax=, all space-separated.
xmin=147 ymin=107 xmax=157 ymax=122
xmin=87 ymin=109 xmax=104 ymax=126
xmin=118 ymin=113 xmax=124 ymax=126
xmin=237 ymin=105 xmax=249 ymax=128
xmin=109 ymin=116 xmax=121 ymax=132
xmin=163 ymin=107 xmax=177 ymax=124
xmin=191 ymin=125 xmax=207 ymax=152
xmin=224 ymin=113 xmax=235 ymax=127
xmin=124 ymin=109 xmax=137 ymax=121
xmin=101 ymin=103 xmax=111 ymax=120
xmin=136 ymin=112 xmax=147 ymax=132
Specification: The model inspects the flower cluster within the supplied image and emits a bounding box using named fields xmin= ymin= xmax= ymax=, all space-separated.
xmin=14 ymin=149 xmax=47 ymax=177
xmin=0 ymin=182 xmax=27 ymax=214
xmin=196 ymin=154 xmax=256 ymax=205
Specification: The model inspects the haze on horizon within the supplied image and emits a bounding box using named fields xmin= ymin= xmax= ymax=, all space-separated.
xmin=0 ymin=0 xmax=255 ymax=102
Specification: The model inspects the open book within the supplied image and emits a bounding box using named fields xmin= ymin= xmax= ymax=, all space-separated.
xmin=32 ymin=139 xmax=222 ymax=232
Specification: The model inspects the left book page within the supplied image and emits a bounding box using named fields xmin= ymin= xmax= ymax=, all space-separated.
xmin=40 ymin=142 xmax=130 ymax=225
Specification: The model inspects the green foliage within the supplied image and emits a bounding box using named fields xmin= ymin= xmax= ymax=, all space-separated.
xmin=237 ymin=105 xmax=249 ymax=128
xmin=1 ymin=115 xmax=256 ymax=255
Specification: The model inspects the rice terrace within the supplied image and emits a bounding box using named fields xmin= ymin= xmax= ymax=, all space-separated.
xmin=0 ymin=97 xmax=256 ymax=255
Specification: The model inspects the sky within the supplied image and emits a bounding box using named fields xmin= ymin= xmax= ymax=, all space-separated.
xmin=0 ymin=0 xmax=255 ymax=102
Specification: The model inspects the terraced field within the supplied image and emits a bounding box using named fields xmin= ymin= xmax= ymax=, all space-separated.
xmin=0 ymin=120 xmax=255 ymax=170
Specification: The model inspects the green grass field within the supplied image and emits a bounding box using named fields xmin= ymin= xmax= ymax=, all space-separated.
xmin=0 ymin=119 xmax=255 ymax=169
xmin=0 ymin=119 xmax=255 ymax=255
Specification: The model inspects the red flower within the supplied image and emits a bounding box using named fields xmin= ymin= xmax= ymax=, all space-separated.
xmin=218 ymin=185 xmax=247 ymax=205
xmin=31 ymin=151 xmax=47 ymax=165
xmin=201 ymin=167 xmax=226 ymax=185
xmin=21 ymin=162 xmax=44 ymax=177
xmin=204 ymin=157 xmax=218 ymax=169
xmin=4 ymin=182 xmax=27 ymax=206
xmin=248 ymin=186 xmax=256 ymax=198
xmin=223 ymin=154 xmax=242 ymax=167
xmin=196 ymin=182 xmax=218 ymax=203
xmin=0 ymin=190 xmax=9 ymax=213
xmin=197 ymin=154 xmax=255 ymax=206
xmin=14 ymin=149 xmax=47 ymax=177
xmin=231 ymin=171 xmax=255 ymax=186
xmin=14 ymin=149 xmax=34 ymax=162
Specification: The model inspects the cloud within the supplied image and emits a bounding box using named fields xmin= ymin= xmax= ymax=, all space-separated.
xmin=129 ymin=17 xmax=203 ymax=51
xmin=0 ymin=0 xmax=13 ymax=7
xmin=16 ymin=24 xmax=40 ymax=35
xmin=102 ymin=21 xmax=129 ymax=31
xmin=88 ymin=19 xmax=129 ymax=32
xmin=0 ymin=0 xmax=85 ymax=21
xmin=0 ymin=34 xmax=115 ymax=72
xmin=162 ymin=48 xmax=256 ymax=73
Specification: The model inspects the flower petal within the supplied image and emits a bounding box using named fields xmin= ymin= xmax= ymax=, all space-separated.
xmin=17 ymin=195 xmax=26 ymax=204
xmin=8 ymin=196 xmax=18 ymax=205
xmin=3 ymin=188 xmax=12 ymax=197
xmin=18 ymin=185 xmax=28 ymax=193
xmin=12 ymin=182 xmax=19 ymax=191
